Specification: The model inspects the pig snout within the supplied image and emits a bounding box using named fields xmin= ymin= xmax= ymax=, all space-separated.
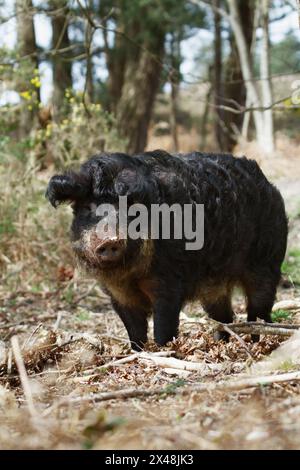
xmin=95 ymin=239 xmax=124 ymax=262
xmin=72 ymin=232 xmax=125 ymax=266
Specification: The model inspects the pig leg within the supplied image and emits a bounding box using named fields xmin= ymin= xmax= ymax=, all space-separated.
xmin=202 ymin=295 xmax=234 ymax=342
xmin=111 ymin=299 xmax=148 ymax=351
xmin=153 ymin=295 xmax=182 ymax=346
xmin=244 ymin=268 xmax=279 ymax=341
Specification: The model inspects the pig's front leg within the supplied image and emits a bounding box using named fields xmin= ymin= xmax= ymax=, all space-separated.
xmin=153 ymin=293 xmax=182 ymax=346
xmin=111 ymin=299 xmax=148 ymax=351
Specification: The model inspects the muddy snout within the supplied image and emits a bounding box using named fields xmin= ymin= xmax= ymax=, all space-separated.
xmin=95 ymin=238 xmax=124 ymax=262
xmin=72 ymin=231 xmax=125 ymax=265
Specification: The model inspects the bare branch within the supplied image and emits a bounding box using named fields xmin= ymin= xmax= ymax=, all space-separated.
xmin=47 ymin=370 xmax=300 ymax=408
xmin=216 ymin=321 xmax=300 ymax=337
xmin=11 ymin=336 xmax=38 ymax=419
xmin=189 ymin=0 xmax=230 ymax=19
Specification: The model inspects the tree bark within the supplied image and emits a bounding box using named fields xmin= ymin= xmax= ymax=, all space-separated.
xmin=50 ymin=0 xmax=72 ymax=120
xmin=259 ymin=0 xmax=274 ymax=153
xmin=169 ymin=33 xmax=181 ymax=152
xmin=200 ymin=82 xmax=212 ymax=149
xmin=85 ymin=2 xmax=94 ymax=104
xmin=213 ymin=0 xmax=225 ymax=151
xmin=116 ymin=33 xmax=165 ymax=154
xmin=104 ymin=26 xmax=128 ymax=113
xmin=223 ymin=0 xmax=254 ymax=150
xmin=16 ymin=0 xmax=39 ymax=138
xmin=226 ymin=0 xmax=265 ymax=149
xmin=99 ymin=1 xmax=128 ymax=113
xmin=86 ymin=52 xmax=94 ymax=103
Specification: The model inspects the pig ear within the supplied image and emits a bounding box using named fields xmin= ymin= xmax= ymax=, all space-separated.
xmin=114 ymin=169 xmax=139 ymax=196
xmin=114 ymin=169 xmax=158 ymax=203
xmin=45 ymin=172 xmax=89 ymax=208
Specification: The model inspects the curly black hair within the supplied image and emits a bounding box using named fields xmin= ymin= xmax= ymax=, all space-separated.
xmin=46 ymin=150 xmax=288 ymax=350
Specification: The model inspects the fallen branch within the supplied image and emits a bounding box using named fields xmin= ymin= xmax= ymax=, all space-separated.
xmin=139 ymin=353 xmax=225 ymax=373
xmin=98 ymin=350 xmax=176 ymax=370
xmin=50 ymin=370 xmax=300 ymax=407
xmin=216 ymin=321 xmax=300 ymax=337
xmin=222 ymin=324 xmax=254 ymax=359
xmin=11 ymin=336 xmax=38 ymax=419
xmin=272 ymin=299 xmax=300 ymax=311
xmin=207 ymin=370 xmax=300 ymax=392
xmin=72 ymin=350 xmax=176 ymax=382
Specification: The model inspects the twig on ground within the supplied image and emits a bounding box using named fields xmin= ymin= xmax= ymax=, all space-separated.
xmin=215 ymin=321 xmax=300 ymax=337
xmin=72 ymin=353 xmax=140 ymax=382
xmin=139 ymin=353 xmax=226 ymax=373
xmin=53 ymin=312 xmax=63 ymax=331
xmin=222 ymin=324 xmax=254 ymax=359
xmin=272 ymin=299 xmax=300 ymax=311
xmin=72 ymin=350 xmax=176 ymax=382
xmin=22 ymin=323 xmax=43 ymax=350
xmin=11 ymin=336 xmax=38 ymax=419
xmin=208 ymin=371 xmax=300 ymax=392
xmin=57 ymin=370 xmax=300 ymax=406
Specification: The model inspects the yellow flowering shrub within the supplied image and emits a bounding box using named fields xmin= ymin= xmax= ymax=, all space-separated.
xmin=29 ymin=91 xmax=125 ymax=168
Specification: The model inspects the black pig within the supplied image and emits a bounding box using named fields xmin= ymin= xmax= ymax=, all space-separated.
xmin=46 ymin=150 xmax=288 ymax=350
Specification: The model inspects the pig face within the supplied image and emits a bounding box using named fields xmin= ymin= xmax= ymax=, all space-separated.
xmin=46 ymin=153 xmax=156 ymax=272
xmin=69 ymin=200 xmax=126 ymax=270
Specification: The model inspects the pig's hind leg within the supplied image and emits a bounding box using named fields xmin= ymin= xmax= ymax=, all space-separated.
xmin=202 ymin=294 xmax=234 ymax=342
xmin=111 ymin=299 xmax=148 ymax=351
xmin=243 ymin=267 xmax=280 ymax=341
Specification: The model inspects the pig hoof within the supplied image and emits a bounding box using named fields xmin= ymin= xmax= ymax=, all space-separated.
xmin=213 ymin=330 xmax=230 ymax=342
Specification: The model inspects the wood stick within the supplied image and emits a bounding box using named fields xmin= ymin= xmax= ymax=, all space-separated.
xmin=139 ymin=353 xmax=225 ymax=372
xmin=205 ymin=370 xmax=300 ymax=392
xmin=272 ymin=299 xmax=300 ymax=311
xmin=216 ymin=321 xmax=300 ymax=337
xmin=222 ymin=324 xmax=254 ymax=359
xmin=53 ymin=370 xmax=300 ymax=406
xmin=71 ymin=351 xmax=177 ymax=382
xmin=11 ymin=336 xmax=38 ymax=419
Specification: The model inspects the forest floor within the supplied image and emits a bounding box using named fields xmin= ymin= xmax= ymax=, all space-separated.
xmin=0 ymin=148 xmax=300 ymax=450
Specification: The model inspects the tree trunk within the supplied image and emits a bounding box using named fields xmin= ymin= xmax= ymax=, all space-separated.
xmin=16 ymin=0 xmax=39 ymax=138
xmin=85 ymin=4 xmax=94 ymax=104
xmin=200 ymin=83 xmax=213 ymax=149
xmin=226 ymin=0 xmax=265 ymax=148
xmin=104 ymin=27 xmax=128 ymax=113
xmin=170 ymin=78 xmax=179 ymax=152
xmin=99 ymin=0 xmax=128 ymax=114
xmin=213 ymin=0 xmax=225 ymax=151
xmin=226 ymin=0 xmax=275 ymax=153
xmin=223 ymin=0 xmax=254 ymax=151
xmin=50 ymin=0 xmax=72 ymax=120
xmin=86 ymin=52 xmax=94 ymax=103
xmin=259 ymin=0 xmax=274 ymax=153
xmin=169 ymin=33 xmax=181 ymax=152
xmin=116 ymin=33 xmax=165 ymax=154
